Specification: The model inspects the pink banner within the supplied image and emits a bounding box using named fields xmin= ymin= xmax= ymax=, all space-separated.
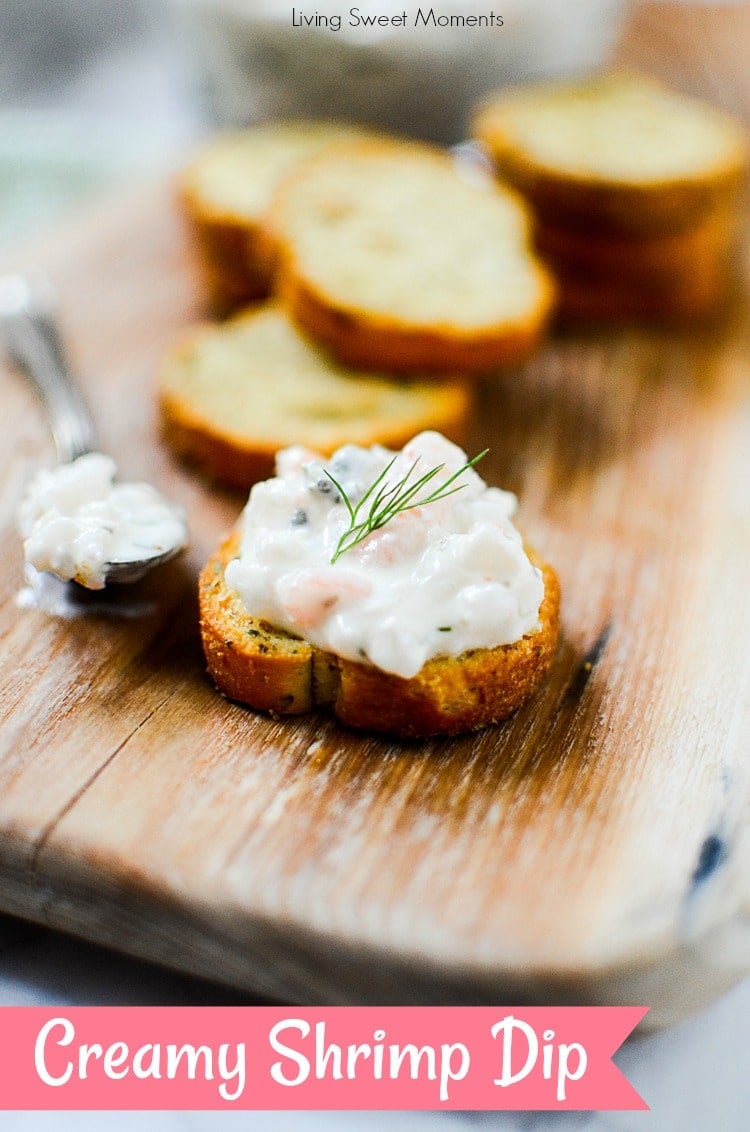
xmin=0 ymin=1006 xmax=648 ymax=1111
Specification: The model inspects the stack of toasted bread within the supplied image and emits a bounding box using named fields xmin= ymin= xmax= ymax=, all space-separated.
xmin=473 ymin=72 xmax=748 ymax=322
xmin=168 ymin=127 xmax=555 ymax=489
xmin=168 ymin=73 xmax=748 ymax=493
xmin=179 ymin=121 xmax=377 ymax=312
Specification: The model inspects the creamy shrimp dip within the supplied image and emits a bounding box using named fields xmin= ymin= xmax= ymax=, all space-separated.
xmin=18 ymin=453 xmax=188 ymax=590
xmin=225 ymin=432 xmax=544 ymax=680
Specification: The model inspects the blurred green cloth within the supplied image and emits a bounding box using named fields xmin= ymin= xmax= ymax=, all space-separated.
xmin=0 ymin=110 xmax=178 ymax=249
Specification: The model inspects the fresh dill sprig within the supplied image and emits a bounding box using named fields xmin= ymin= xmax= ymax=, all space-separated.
xmin=324 ymin=448 xmax=489 ymax=564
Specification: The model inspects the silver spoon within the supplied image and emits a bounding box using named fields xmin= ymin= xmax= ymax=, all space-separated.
xmin=0 ymin=273 xmax=187 ymax=585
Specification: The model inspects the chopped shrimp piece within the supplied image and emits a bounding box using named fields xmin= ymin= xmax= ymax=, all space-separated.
xmin=276 ymin=570 xmax=373 ymax=629
xmin=355 ymin=511 xmax=429 ymax=565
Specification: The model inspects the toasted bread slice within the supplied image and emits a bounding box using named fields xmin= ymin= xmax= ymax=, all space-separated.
xmin=158 ymin=303 xmax=471 ymax=490
xmin=199 ymin=533 xmax=560 ymax=738
xmin=264 ymin=140 xmax=555 ymax=374
xmin=473 ymin=72 xmax=748 ymax=235
xmin=179 ymin=121 xmax=376 ymax=311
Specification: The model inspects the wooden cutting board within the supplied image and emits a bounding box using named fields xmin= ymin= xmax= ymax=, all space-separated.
xmin=1 ymin=3 xmax=749 ymax=1028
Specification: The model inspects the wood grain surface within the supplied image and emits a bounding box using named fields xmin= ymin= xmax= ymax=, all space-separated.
xmin=1 ymin=3 xmax=749 ymax=1025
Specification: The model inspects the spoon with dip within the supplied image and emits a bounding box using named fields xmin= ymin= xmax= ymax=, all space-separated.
xmin=0 ymin=274 xmax=188 ymax=589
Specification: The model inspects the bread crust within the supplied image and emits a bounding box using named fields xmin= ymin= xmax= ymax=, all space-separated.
xmin=473 ymin=75 xmax=748 ymax=236
xmin=158 ymin=308 xmax=472 ymax=491
xmin=178 ymin=190 xmax=272 ymax=313
xmin=199 ymin=534 xmax=560 ymax=738
xmin=160 ymin=386 xmax=283 ymax=491
xmin=199 ymin=536 xmax=315 ymax=713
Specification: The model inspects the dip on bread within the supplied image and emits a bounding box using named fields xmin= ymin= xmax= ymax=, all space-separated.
xmin=225 ymin=431 xmax=544 ymax=679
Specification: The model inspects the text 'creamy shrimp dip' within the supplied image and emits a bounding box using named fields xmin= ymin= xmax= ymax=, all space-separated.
xmin=225 ymin=432 xmax=544 ymax=680
xmin=18 ymin=453 xmax=188 ymax=590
